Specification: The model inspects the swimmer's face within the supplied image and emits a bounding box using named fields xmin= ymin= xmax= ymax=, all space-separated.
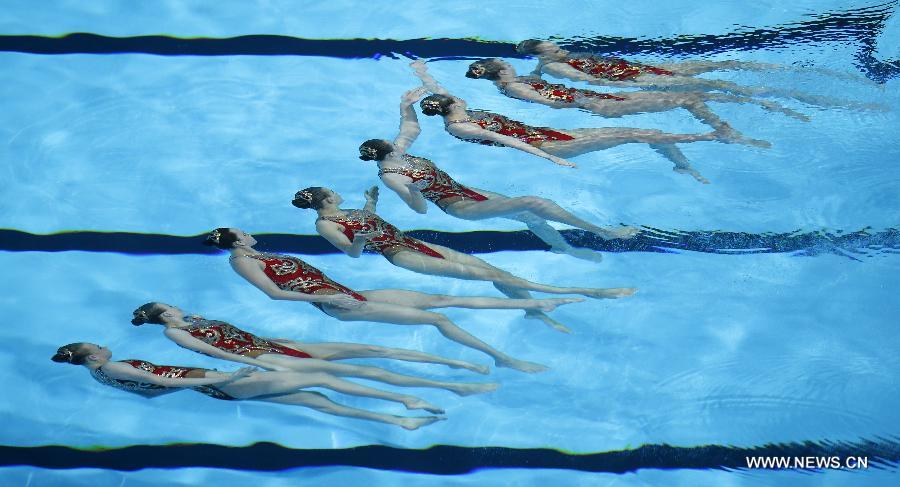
xmin=325 ymin=189 xmax=343 ymax=205
xmin=533 ymin=41 xmax=565 ymax=57
xmin=156 ymin=303 xmax=185 ymax=322
xmin=82 ymin=343 xmax=112 ymax=362
xmin=231 ymin=228 xmax=258 ymax=247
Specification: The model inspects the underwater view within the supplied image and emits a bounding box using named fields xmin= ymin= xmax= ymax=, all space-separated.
xmin=1 ymin=1 xmax=899 ymax=485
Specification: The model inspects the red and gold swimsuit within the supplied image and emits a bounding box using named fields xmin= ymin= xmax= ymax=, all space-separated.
xmin=242 ymin=252 xmax=368 ymax=307
xmin=505 ymin=79 xmax=626 ymax=103
xmin=379 ymin=154 xmax=488 ymax=211
xmin=451 ymin=110 xmax=574 ymax=147
xmin=566 ymin=56 xmax=674 ymax=81
xmin=91 ymin=360 xmax=235 ymax=400
xmin=182 ymin=316 xmax=312 ymax=359
xmin=319 ymin=209 xmax=445 ymax=259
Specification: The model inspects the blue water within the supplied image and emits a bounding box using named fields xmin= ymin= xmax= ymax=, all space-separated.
xmin=2 ymin=1 xmax=899 ymax=485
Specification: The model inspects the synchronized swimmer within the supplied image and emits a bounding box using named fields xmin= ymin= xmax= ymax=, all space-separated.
xmin=52 ymin=343 xmax=444 ymax=430
xmin=412 ymin=60 xmax=734 ymax=183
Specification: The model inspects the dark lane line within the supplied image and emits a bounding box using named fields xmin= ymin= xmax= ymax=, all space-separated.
xmin=1 ymin=227 xmax=898 ymax=260
xmin=1 ymin=438 xmax=897 ymax=473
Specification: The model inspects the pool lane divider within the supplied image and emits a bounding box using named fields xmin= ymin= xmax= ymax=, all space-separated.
xmin=0 ymin=228 xmax=898 ymax=259
xmin=0 ymin=2 xmax=897 ymax=80
xmin=1 ymin=439 xmax=897 ymax=473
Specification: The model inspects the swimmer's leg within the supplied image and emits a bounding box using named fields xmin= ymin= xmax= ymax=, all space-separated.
xmin=648 ymin=144 xmax=710 ymax=184
xmin=258 ymin=391 xmax=443 ymax=430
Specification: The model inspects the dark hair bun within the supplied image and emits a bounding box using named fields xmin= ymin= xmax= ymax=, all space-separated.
xmin=51 ymin=352 xmax=70 ymax=363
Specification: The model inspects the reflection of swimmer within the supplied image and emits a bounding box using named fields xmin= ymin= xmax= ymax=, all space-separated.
xmin=516 ymin=39 xmax=851 ymax=107
xmin=361 ymin=88 xmax=637 ymax=269
xmin=206 ymin=228 xmax=570 ymax=373
xmin=412 ymin=61 xmax=722 ymax=183
xmin=51 ymin=343 xmax=444 ymax=430
xmin=467 ymin=58 xmax=810 ymax=144
xmin=133 ymin=302 xmax=499 ymax=397
xmin=294 ymin=186 xmax=635 ymax=334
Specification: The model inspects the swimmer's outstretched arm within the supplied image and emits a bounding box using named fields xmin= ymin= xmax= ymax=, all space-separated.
xmin=100 ymin=362 xmax=252 ymax=387
xmin=393 ymin=87 xmax=428 ymax=153
xmin=230 ymin=257 xmax=362 ymax=309
xmin=411 ymin=60 xmax=450 ymax=96
xmin=163 ymin=328 xmax=284 ymax=370
xmin=449 ymin=123 xmax=578 ymax=168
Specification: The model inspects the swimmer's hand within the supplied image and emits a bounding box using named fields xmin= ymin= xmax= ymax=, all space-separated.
xmin=410 ymin=59 xmax=428 ymax=72
xmin=352 ymin=230 xmax=379 ymax=241
xmin=226 ymin=367 xmax=256 ymax=382
xmin=402 ymin=87 xmax=428 ymax=105
xmin=548 ymin=155 xmax=577 ymax=168
xmin=319 ymin=294 xmax=365 ymax=310
xmin=365 ymin=185 xmax=380 ymax=204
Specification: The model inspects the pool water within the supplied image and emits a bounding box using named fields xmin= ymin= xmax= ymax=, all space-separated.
xmin=1 ymin=1 xmax=899 ymax=485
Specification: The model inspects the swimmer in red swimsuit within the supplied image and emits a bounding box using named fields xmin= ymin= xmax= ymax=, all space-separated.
xmin=52 ymin=342 xmax=444 ymax=430
xmin=412 ymin=60 xmax=718 ymax=183
xmin=293 ymin=186 xmax=635 ymax=326
xmin=516 ymin=40 xmax=858 ymax=108
xmin=206 ymin=227 xmax=582 ymax=373
xmin=467 ymin=59 xmax=812 ymax=147
xmin=133 ymin=302 xmax=500 ymax=396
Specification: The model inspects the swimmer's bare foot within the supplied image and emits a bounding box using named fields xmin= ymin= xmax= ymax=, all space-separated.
xmin=583 ymin=287 xmax=637 ymax=299
xmin=598 ymin=226 xmax=640 ymax=240
xmin=447 ymin=360 xmax=490 ymax=375
xmin=399 ymin=416 xmax=445 ymax=430
xmin=714 ymin=124 xmax=771 ymax=148
xmin=674 ymin=166 xmax=710 ymax=184
xmin=525 ymin=311 xmax=572 ymax=334
xmin=402 ymin=397 xmax=445 ymax=414
xmin=534 ymin=297 xmax=583 ymax=312
xmin=450 ymin=382 xmax=500 ymax=396
xmin=496 ymin=357 xmax=549 ymax=373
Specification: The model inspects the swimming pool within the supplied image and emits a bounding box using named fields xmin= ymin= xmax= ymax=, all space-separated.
xmin=1 ymin=0 xmax=899 ymax=485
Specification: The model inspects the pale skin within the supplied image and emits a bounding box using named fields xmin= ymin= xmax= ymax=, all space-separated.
xmin=373 ymin=87 xmax=638 ymax=270
xmin=523 ymin=40 xmax=860 ymax=108
xmin=149 ymin=303 xmax=502 ymax=397
xmin=223 ymin=228 xmax=569 ymax=372
xmin=472 ymin=58 xmax=811 ymax=142
xmin=312 ymin=188 xmax=637 ymax=334
xmin=412 ymin=60 xmax=719 ymax=183
xmin=69 ymin=343 xmax=443 ymax=430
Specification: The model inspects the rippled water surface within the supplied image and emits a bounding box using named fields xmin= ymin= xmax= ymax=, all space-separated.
xmin=1 ymin=1 xmax=899 ymax=485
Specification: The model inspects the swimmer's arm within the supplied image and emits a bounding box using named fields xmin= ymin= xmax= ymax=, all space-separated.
xmin=411 ymin=60 xmax=450 ymax=96
xmin=543 ymin=62 xmax=613 ymax=85
xmin=381 ymin=173 xmax=428 ymax=214
xmin=230 ymin=257 xmax=326 ymax=303
xmin=449 ymin=123 xmax=577 ymax=168
xmin=316 ymin=219 xmax=366 ymax=258
xmin=502 ymin=82 xmax=562 ymax=107
xmin=394 ymin=88 xmax=427 ymax=153
xmin=529 ymin=59 xmax=544 ymax=76
xmin=363 ymin=185 xmax=379 ymax=213
xmin=102 ymin=362 xmax=246 ymax=387
xmin=163 ymin=328 xmax=278 ymax=370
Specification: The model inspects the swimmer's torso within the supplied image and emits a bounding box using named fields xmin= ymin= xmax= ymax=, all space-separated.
xmin=451 ymin=110 xmax=574 ymax=147
xmin=319 ymin=209 xmax=445 ymax=259
xmin=181 ymin=316 xmax=312 ymax=359
xmin=379 ymin=154 xmax=488 ymax=211
xmin=91 ymin=359 xmax=235 ymax=400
